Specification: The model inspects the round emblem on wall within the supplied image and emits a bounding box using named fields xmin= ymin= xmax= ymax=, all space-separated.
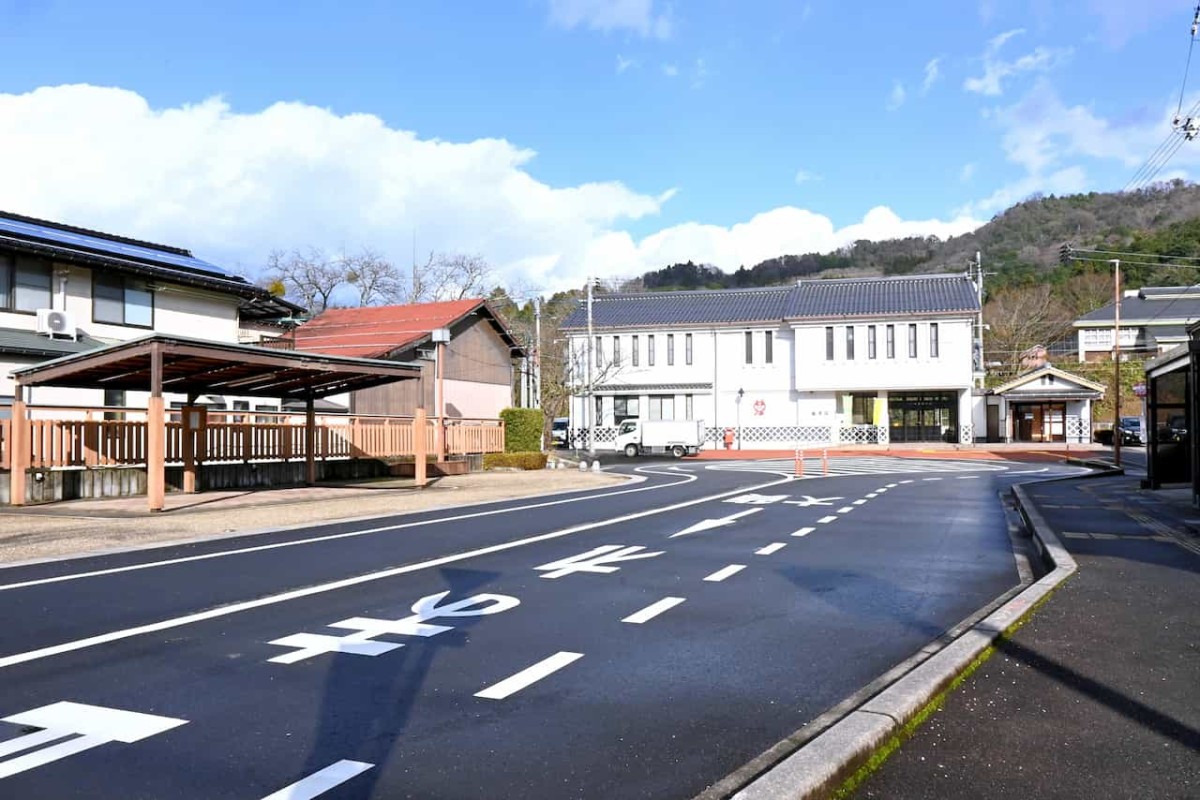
xmin=753 ymin=399 xmax=766 ymax=416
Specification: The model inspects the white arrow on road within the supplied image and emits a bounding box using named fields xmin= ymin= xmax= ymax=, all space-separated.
xmin=669 ymin=508 xmax=762 ymax=538
xmin=535 ymin=545 xmax=664 ymax=579
xmin=783 ymin=495 xmax=843 ymax=508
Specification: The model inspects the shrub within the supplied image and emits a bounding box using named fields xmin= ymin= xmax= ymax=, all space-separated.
xmin=483 ymin=451 xmax=548 ymax=470
xmin=499 ymin=407 xmax=543 ymax=453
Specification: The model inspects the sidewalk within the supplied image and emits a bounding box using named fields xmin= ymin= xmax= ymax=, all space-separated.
xmin=856 ymin=473 xmax=1200 ymax=799
xmin=693 ymin=443 xmax=1111 ymax=461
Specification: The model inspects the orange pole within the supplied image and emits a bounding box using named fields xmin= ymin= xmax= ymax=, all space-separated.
xmin=146 ymin=343 xmax=165 ymax=512
xmin=414 ymin=407 xmax=428 ymax=487
xmin=822 ymin=448 xmax=828 ymax=476
xmin=9 ymin=387 xmax=27 ymax=506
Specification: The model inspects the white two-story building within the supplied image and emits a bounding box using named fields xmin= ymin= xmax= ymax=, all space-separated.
xmin=561 ymin=273 xmax=985 ymax=449
xmin=0 ymin=210 xmax=301 ymax=415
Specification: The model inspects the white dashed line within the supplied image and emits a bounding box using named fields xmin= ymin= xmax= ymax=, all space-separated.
xmin=817 ymin=515 xmax=839 ymax=524
xmin=900 ymin=479 xmax=915 ymax=484
xmin=852 ymin=499 xmax=867 ymax=506
xmin=792 ymin=527 xmax=815 ymax=537
xmin=885 ymin=483 xmax=898 ymax=488
xmin=261 ymin=760 xmax=374 ymax=800
xmin=865 ymin=493 xmax=878 ymax=498
xmin=622 ymin=597 xmax=686 ymax=624
xmin=837 ymin=506 xmax=854 ymax=514
xmin=704 ymin=564 xmax=747 ymax=582
xmin=923 ymin=477 xmax=943 ymax=482
xmin=755 ymin=542 xmax=788 ymax=555
xmin=875 ymin=488 xmax=888 ymax=493
xmin=956 ymin=475 xmax=980 ymax=480
xmin=475 ymin=652 xmax=583 ymax=699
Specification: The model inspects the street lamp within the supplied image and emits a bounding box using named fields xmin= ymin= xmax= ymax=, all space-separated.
xmin=736 ymin=388 xmax=744 ymax=451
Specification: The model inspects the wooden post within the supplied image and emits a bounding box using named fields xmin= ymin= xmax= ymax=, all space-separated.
xmin=9 ymin=383 xmax=28 ymax=507
xmin=147 ymin=343 xmax=165 ymax=512
xmin=414 ymin=407 xmax=427 ymax=487
xmin=305 ymin=397 xmax=316 ymax=486
xmin=181 ymin=393 xmax=197 ymax=494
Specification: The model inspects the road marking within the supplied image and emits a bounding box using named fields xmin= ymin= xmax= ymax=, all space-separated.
xmin=875 ymin=488 xmax=888 ymax=493
xmin=864 ymin=493 xmax=878 ymax=498
xmin=922 ymin=478 xmax=942 ymax=482
xmin=261 ymin=760 xmax=374 ymax=800
xmin=622 ymin=597 xmax=686 ymax=624
xmin=704 ymin=564 xmax=746 ymax=582
xmin=851 ymin=499 xmax=867 ymax=506
xmin=817 ymin=515 xmax=838 ymax=524
xmin=268 ymin=591 xmax=519 ymax=664
xmin=535 ymin=545 xmax=663 ymax=579
xmin=723 ymin=493 xmax=790 ymax=505
xmin=475 ymin=652 xmax=583 ymax=699
xmin=0 ymin=468 xmax=696 ymax=592
xmin=836 ymin=506 xmax=854 ymax=514
xmin=670 ymin=508 xmax=761 ymax=538
xmin=782 ymin=495 xmax=842 ymax=507
xmin=885 ymin=483 xmax=898 ymax=488
xmin=0 ymin=702 xmax=187 ymax=780
xmin=792 ymin=527 xmax=815 ymax=537
xmin=755 ymin=542 xmax=787 ymax=555
xmin=899 ymin=480 xmax=915 ymax=484
xmin=956 ymin=475 xmax=980 ymax=480
xmin=0 ymin=473 xmax=793 ymax=670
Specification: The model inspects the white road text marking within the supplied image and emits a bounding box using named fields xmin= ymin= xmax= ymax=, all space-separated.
xmin=723 ymin=494 xmax=790 ymax=505
xmin=782 ymin=495 xmax=842 ymax=508
xmin=670 ymin=508 xmax=761 ymax=538
xmin=535 ymin=545 xmax=663 ymax=579
xmin=475 ymin=652 xmax=583 ymax=699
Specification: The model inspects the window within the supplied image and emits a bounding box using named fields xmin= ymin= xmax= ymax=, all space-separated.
xmin=612 ymin=336 xmax=621 ymax=367
xmin=825 ymin=326 xmax=834 ymax=360
xmin=745 ymin=331 xmax=754 ymax=364
xmin=93 ymin=273 xmax=153 ymax=327
xmin=846 ymin=326 xmax=855 ymax=360
xmin=648 ymin=395 xmax=675 ymax=421
xmin=886 ymin=324 xmax=895 ymax=358
xmin=908 ymin=324 xmax=918 ymax=358
xmin=685 ymin=394 xmax=693 ymax=420
xmin=667 ymin=334 xmax=675 ymax=366
xmin=0 ymin=255 xmax=52 ymax=313
xmin=594 ymin=336 xmax=603 ymax=367
xmin=930 ymin=323 xmax=939 ymax=358
xmin=648 ymin=334 xmax=656 ymax=366
xmin=851 ymin=393 xmax=875 ymax=425
xmin=254 ymin=403 xmax=279 ymax=424
xmin=685 ymin=333 xmax=693 ymax=365
xmin=765 ymin=331 xmax=773 ymax=364
xmin=595 ymin=395 xmax=604 ymax=425
xmin=632 ymin=335 xmax=640 ymax=366
xmin=614 ymin=396 xmax=640 ymax=422
xmin=868 ymin=326 xmax=877 ymax=359
xmin=103 ymin=389 xmax=126 ymax=422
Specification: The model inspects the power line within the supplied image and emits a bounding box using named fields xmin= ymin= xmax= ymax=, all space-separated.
xmin=1069 ymin=246 xmax=1200 ymax=263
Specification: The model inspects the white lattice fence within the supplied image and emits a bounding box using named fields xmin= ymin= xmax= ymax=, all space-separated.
xmin=837 ymin=425 xmax=886 ymax=444
xmin=1066 ymin=416 xmax=1087 ymax=442
xmin=959 ymin=424 xmax=974 ymax=444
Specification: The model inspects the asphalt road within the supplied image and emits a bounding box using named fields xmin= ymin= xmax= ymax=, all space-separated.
xmin=0 ymin=457 xmax=1086 ymax=799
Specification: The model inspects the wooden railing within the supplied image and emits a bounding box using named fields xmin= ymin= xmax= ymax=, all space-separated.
xmin=6 ymin=408 xmax=505 ymax=470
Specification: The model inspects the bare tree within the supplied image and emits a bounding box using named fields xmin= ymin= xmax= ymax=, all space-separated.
xmin=344 ymin=248 xmax=403 ymax=306
xmin=1058 ymin=270 xmax=1114 ymax=316
xmin=409 ymin=253 xmax=494 ymax=302
xmin=984 ymin=284 xmax=1073 ymax=374
xmin=265 ymin=247 xmax=345 ymax=314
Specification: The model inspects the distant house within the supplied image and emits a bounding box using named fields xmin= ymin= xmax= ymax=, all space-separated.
xmin=559 ymin=273 xmax=985 ymax=448
xmin=1073 ymin=287 xmax=1200 ymax=362
xmin=0 ymin=210 xmax=300 ymax=416
xmin=286 ymin=299 xmax=524 ymax=419
xmin=977 ymin=365 xmax=1104 ymax=444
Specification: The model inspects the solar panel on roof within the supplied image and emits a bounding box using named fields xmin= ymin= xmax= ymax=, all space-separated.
xmin=0 ymin=215 xmax=240 ymax=280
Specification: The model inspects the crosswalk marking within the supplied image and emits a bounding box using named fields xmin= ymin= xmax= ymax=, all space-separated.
xmin=707 ymin=456 xmax=1010 ymax=480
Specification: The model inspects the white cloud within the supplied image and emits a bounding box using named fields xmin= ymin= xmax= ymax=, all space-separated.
xmin=0 ymin=84 xmax=983 ymax=292
xmin=691 ymin=58 xmax=708 ymax=89
xmin=616 ymin=54 xmax=637 ymax=73
xmin=547 ymin=0 xmax=672 ymax=39
xmin=887 ymin=80 xmax=907 ymax=111
xmin=963 ymin=29 xmax=1071 ymax=96
xmin=960 ymin=163 xmax=976 ymax=182
xmin=662 ymin=63 xmax=679 ymax=77
xmin=921 ymin=57 xmax=941 ymax=94
xmin=794 ymin=169 xmax=821 ymax=184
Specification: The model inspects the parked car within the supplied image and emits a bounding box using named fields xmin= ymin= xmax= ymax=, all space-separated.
xmin=1159 ymin=414 xmax=1188 ymax=443
xmin=1095 ymin=416 xmax=1142 ymax=446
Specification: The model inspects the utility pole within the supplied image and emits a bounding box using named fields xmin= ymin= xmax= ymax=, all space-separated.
xmin=586 ymin=277 xmax=595 ymax=455
xmin=974 ymin=251 xmax=985 ymax=385
xmin=534 ymin=296 xmax=542 ymax=410
xmin=1112 ymin=259 xmax=1122 ymax=468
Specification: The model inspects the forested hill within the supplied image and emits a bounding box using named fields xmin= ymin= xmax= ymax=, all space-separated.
xmin=639 ymin=180 xmax=1200 ymax=292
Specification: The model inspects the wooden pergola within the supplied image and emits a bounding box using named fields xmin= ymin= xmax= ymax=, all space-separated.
xmin=8 ymin=334 xmax=425 ymax=511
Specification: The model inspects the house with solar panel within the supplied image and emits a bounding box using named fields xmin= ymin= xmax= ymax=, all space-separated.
xmin=0 ymin=210 xmax=301 ymax=414
xmin=559 ymin=273 xmax=987 ymax=449
xmin=1073 ymin=286 xmax=1200 ymax=362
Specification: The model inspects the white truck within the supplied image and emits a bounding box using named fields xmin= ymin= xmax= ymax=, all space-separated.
xmin=614 ymin=419 xmax=703 ymax=458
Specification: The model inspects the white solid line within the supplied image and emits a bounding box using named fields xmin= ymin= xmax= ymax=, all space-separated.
xmin=704 ymin=564 xmax=746 ymax=582
xmin=957 ymin=475 xmax=980 ymax=480
xmin=923 ymin=477 xmax=943 ymax=482
xmin=0 ymin=469 xmax=697 ymax=592
xmin=755 ymin=542 xmax=787 ymax=555
xmin=792 ymin=527 xmax=816 ymax=537
xmin=0 ymin=728 xmax=65 ymax=759
xmin=622 ymin=597 xmax=686 ymax=624
xmin=852 ymin=499 xmax=867 ymax=506
xmin=837 ymin=506 xmax=854 ymax=514
xmin=0 ymin=475 xmax=794 ymax=670
xmin=817 ymin=515 xmax=838 ymax=524
xmin=475 ymin=652 xmax=583 ymax=700
xmin=260 ymin=760 xmax=374 ymax=800
xmin=0 ymin=734 xmax=107 ymax=781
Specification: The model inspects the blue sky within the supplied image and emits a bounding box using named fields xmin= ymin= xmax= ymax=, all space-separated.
xmin=0 ymin=0 xmax=1194 ymax=290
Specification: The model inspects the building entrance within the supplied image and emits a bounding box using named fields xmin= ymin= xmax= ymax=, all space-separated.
xmin=888 ymin=392 xmax=959 ymax=443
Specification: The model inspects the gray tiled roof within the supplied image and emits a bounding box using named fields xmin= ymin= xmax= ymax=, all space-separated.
xmin=0 ymin=327 xmax=109 ymax=359
xmin=560 ymin=286 xmax=791 ymax=330
xmin=785 ymin=274 xmax=980 ymax=318
xmin=560 ymin=273 xmax=980 ymax=330
xmin=1076 ymin=287 xmax=1200 ymax=325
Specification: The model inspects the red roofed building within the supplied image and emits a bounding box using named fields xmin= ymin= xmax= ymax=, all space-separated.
xmin=288 ymin=299 xmax=524 ymax=418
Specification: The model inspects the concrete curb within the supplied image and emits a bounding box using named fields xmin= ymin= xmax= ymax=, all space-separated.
xmin=726 ymin=468 xmax=1118 ymax=800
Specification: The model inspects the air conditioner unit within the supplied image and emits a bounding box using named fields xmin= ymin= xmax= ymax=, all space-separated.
xmin=35 ymin=309 xmax=77 ymax=341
